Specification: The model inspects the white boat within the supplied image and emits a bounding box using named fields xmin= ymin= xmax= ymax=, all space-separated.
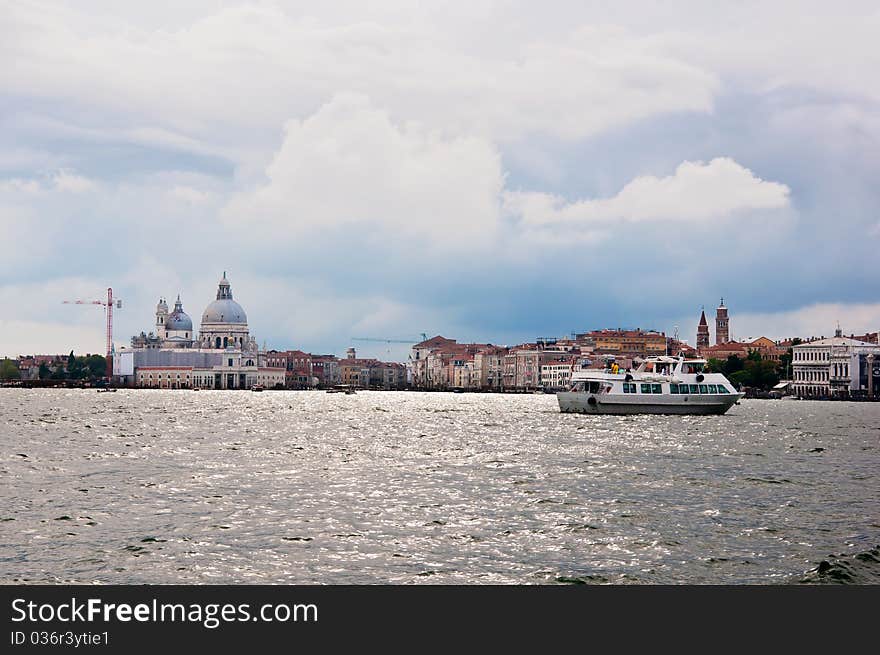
xmin=557 ymin=355 xmax=744 ymax=415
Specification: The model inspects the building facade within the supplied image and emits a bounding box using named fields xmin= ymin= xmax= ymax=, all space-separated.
xmin=791 ymin=330 xmax=880 ymax=398
xmin=587 ymin=329 xmax=667 ymax=357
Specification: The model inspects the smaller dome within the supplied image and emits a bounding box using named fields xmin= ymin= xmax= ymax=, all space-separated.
xmin=165 ymin=295 xmax=193 ymax=331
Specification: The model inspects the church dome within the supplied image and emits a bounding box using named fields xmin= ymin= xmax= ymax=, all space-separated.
xmin=165 ymin=295 xmax=193 ymax=331
xmin=201 ymin=273 xmax=248 ymax=325
xmin=202 ymin=299 xmax=247 ymax=324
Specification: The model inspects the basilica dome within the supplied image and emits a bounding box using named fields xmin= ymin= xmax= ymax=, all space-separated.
xmin=201 ymin=273 xmax=248 ymax=325
xmin=165 ymin=295 xmax=193 ymax=331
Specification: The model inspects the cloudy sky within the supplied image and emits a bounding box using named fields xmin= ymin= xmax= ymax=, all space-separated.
xmin=2 ymin=1 xmax=878 ymax=360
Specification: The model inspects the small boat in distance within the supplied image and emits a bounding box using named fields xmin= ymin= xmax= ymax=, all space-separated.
xmin=96 ymin=388 xmax=117 ymax=393
xmin=557 ymin=355 xmax=744 ymax=415
xmin=327 ymin=384 xmax=356 ymax=395
xmin=251 ymin=384 xmax=264 ymax=392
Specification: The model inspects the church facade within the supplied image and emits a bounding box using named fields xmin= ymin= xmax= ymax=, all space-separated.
xmin=114 ymin=273 xmax=285 ymax=389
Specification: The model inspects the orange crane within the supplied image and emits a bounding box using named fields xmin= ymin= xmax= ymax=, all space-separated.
xmin=62 ymin=288 xmax=122 ymax=379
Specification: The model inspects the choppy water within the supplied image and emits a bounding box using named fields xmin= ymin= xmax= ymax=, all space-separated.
xmin=1 ymin=389 xmax=878 ymax=584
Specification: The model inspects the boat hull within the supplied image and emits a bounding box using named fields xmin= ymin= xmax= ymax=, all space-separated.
xmin=557 ymin=392 xmax=741 ymax=415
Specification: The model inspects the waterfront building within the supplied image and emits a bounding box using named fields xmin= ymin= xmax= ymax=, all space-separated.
xmin=586 ymin=328 xmax=667 ymax=357
xmin=540 ymin=358 xmax=578 ymax=390
xmin=311 ymin=355 xmax=341 ymax=386
xmin=500 ymin=346 xmax=560 ymax=390
xmin=667 ymin=338 xmax=698 ymax=358
xmin=409 ymin=335 xmax=459 ymax=388
xmin=409 ymin=336 xmax=500 ymax=390
xmin=115 ymin=273 xmax=284 ymax=389
xmin=473 ymin=346 xmax=507 ymax=391
xmin=739 ymin=336 xmax=788 ymax=363
xmin=263 ymin=350 xmax=344 ymax=388
xmin=450 ymin=355 xmax=476 ymax=389
xmin=337 ymin=349 xmax=406 ymax=389
xmin=700 ymin=340 xmax=751 ymax=362
xmin=791 ymin=328 xmax=880 ymax=398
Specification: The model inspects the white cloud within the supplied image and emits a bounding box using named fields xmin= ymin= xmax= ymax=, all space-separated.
xmin=223 ymin=93 xmax=504 ymax=246
xmin=0 ymin=170 xmax=97 ymax=194
xmin=52 ymin=169 xmax=96 ymax=193
xmin=504 ymin=158 xmax=790 ymax=226
xmin=0 ymin=178 xmax=41 ymax=194
xmin=169 ymin=185 xmax=215 ymax=205
xmin=0 ymin=3 xmax=718 ymax=150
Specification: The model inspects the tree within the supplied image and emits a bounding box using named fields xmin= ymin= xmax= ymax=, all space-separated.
xmin=725 ymin=355 xmax=744 ymax=375
xmin=705 ymin=358 xmax=725 ymax=373
xmin=50 ymin=359 xmax=66 ymax=380
xmin=67 ymin=351 xmax=86 ymax=380
xmin=731 ymin=357 xmax=780 ymax=391
xmin=84 ymin=355 xmax=106 ymax=380
xmin=39 ymin=362 xmax=51 ymax=380
xmin=0 ymin=359 xmax=21 ymax=380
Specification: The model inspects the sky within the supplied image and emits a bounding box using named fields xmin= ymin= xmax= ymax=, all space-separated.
xmin=2 ymin=0 xmax=879 ymax=361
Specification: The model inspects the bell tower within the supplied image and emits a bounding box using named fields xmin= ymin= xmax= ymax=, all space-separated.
xmin=715 ymin=298 xmax=729 ymax=345
xmin=697 ymin=308 xmax=710 ymax=350
xmin=156 ymin=297 xmax=168 ymax=340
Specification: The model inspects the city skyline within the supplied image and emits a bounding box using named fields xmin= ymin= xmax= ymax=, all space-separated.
xmin=2 ymin=2 xmax=879 ymax=359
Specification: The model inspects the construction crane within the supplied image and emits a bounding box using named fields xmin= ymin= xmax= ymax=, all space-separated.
xmin=62 ymin=288 xmax=122 ymax=379
xmin=352 ymin=334 xmax=428 ymax=345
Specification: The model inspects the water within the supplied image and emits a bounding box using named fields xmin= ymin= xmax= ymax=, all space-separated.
xmin=1 ymin=389 xmax=878 ymax=584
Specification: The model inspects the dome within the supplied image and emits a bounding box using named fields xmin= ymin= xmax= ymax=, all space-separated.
xmin=201 ymin=273 xmax=247 ymax=325
xmin=165 ymin=295 xmax=193 ymax=331
xmin=202 ymin=299 xmax=247 ymax=324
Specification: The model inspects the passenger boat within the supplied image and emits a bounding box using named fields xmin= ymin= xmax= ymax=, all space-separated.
xmin=557 ymin=355 xmax=744 ymax=415
xmin=250 ymin=384 xmax=264 ymax=392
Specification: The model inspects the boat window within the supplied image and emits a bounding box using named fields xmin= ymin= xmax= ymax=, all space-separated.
xmin=652 ymin=384 xmax=662 ymax=394
xmin=708 ymin=384 xmax=718 ymax=393
xmin=588 ymin=381 xmax=600 ymax=393
xmin=623 ymin=382 xmax=636 ymax=393
xmin=689 ymin=384 xmax=699 ymax=394
xmin=570 ymin=382 xmax=585 ymax=392
xmin=699 ymin=384 xmax=708 ymax=394
xmin=640 ymin=383 xmax=651 ymax=394
xmin=717 ymin=385 xmax=729 ymax=394
xmin=670 ymin=383 xmax=679 ymax=393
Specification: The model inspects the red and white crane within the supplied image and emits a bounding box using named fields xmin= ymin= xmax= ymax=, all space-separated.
xmin=62 ymin=288 xmax=122 ymax=379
